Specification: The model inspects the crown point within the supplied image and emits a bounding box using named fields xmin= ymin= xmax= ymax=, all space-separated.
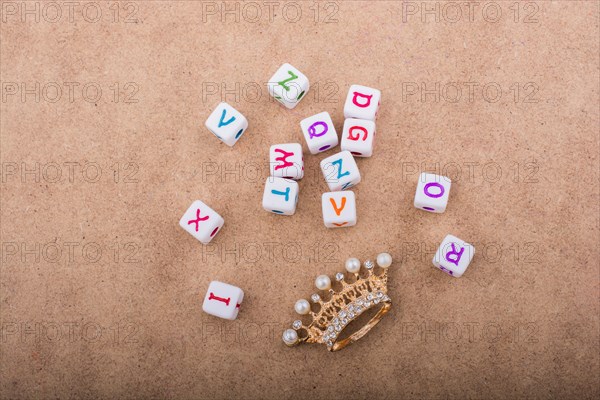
xmin=310 ymin=293 xmax=321 ymax=303
xmin=335 ymin=272 xmax=345 ymax=281
xmin=292 ymin=320 xmax=302 ymax=330
xmin=345 ymin=258 xmax=361 ymax=274
xmin=364 ymin=260 xmax=374 ymax=269
xmin=294 ymin=299 xmax=311 ymax=315
xmin=282 ymin=329 xmax=299 ymax=346
xmin=376 ymin=253 xmax=392 ymax=268
xmin=315 ymin=275 xmax=331 ymax=291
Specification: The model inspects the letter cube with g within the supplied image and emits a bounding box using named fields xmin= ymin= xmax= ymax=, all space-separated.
xmin=414 ymin=173 xmax=452 ymax=213
xmin=179 ymin=200 xmax=224 ymax=244
xmin=432 ymin=235 xmax=475 ymax=278
xmin=202 ymin=281 xmax=244 ymax=320
xmin=262 ymin=177 xmax=299 ymax=215
xmin=267 ymin=63 xmax=309 ymax=109
xmin=320 ymin=151 xmax=361 ymax=191
xmin=205 ymin=102 xmax=248 ymax=147
xmin=300 ymin=111 xmax=339 ymax=154
xmin=344 ymin=84 xmax=381 ymax=121
xmin=341 ymin=118 xmax=376 ymax=157
xmin=269 ymin=143 xmax=304 ymax=180
xmin=322 ymin=191 xmax=357 ymax=228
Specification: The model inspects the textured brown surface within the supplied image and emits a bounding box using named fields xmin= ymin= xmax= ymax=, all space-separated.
xmin=1 ymin=1 xmax=599 ymax=398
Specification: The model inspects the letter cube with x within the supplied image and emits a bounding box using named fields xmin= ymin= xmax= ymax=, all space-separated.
xmin=262 ymin=177 xmax=299 ymax=215
xmin=433 ymin=234 xmax=475 ymax=278
xmin=202 ymin=281 xmax=244 ymax=320
xmin=267 ymin=63 xmax=310 ymax=109
xmin=179 ymin=200 xmax=224 ymax=244
xmin=414 ymin=172 xmax=452 ymax=213
xmin=344 ymin=84 xmax=381 ymax=121
xmin=205 ymin=102 xmax=249 ymax=147
xmin=322 ymin=191 xmax=357 ymax=228
xmin=320 ymin=151 xmax=361 ymax=191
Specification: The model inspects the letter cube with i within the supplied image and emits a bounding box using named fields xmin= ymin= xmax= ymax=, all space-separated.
xmin=344 ymin=84 xmax=381 ymax=121
xmin=267 ymin=63 xmax=309 ymax=109
xmin=433 ymin=235 xmax=475 ymax=278
xmin=300 ymin=112 xmax=339 ymax=154
xmin=340 ymin=118 xmax=376 ymax=157
xmin=205 ymin=102 xmax=248 ymax=147
xmin=202 ymin=281 xmax=244 ymax=320
xmin=269 ymin=143 xmax=304 ymax=180
xmin=414 ymin=172 xmax=452 ymax=213
xmin=320 ymin=151 xmax=361 ymax=191
xmin=322 ymin=191 xmax=357 ymax=228
xmin=262 ymin=177 xmax=299 ymax=215
xmin=179 ymin=200 xmax=224 ymax=244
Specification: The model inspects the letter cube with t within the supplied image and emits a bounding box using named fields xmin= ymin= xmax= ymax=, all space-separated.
xmin=320 ymin=151 xmax=361 ymax=191
xmin=262 ymin=177 xmax=299 ymax=215
xmin=267 ymin=63 xmax=309 ymax=109
xmin=269 ymin=143 xmax=304 ymax=180
xmin=433 ymin=235 xmax=475 ymax=277
xmin=340 ymin=118 xmax=376 ymax=157
xmin=202 ymin=281 xmax=244 ymax=320
xmin=344 ymin=84 xmax=381 ymax=121
xmin=300 ymin=111 xmax=339 ymax=154
xmin=414 ymin=173 xmax=452 ymax=213
xmin=179 ymin=200 xmax=224 ymax=244
xmin=205 ymin=102 xmax=248 ymax=147
xmin=322 ymin=191 xmax=357 ymax=228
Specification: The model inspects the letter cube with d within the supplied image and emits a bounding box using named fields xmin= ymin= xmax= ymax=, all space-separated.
xmin=340 ymin=118 xmax=376 ymax=157
xmin=322 ymin=191 xmax=357 ymax=228
xmin=432 ymin=234 xmax=475 ymax=278
xmin=267 ymin=63 xmax=309 ymax=109
xmin=300 ymin=111 xmax=339 ymax=154
xmin=202 ymin=281 xmax=244 ymax=320
xmin=269 ymin=143 xmax=304 ymax=180
xmin=344 ymin=84 xmax=381 ymax=121
xmin=205 ymin=102 xmax=248 ymax=147
xmin=262 ymin=177 xmax=299 ymax=215
xmin=320 ymin=151 xmax=361 ymax=191
xmin=179 ymin=200 xmax=224 ymax=244
xmin=414 ymin=172 xmax=452 ymax=213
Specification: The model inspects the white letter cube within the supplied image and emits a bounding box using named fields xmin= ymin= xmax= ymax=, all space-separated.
xmin=432 ymin=234 xmax=475 ymax=278
xmin=414 ymin=172 xmax=452 ymax=213
xmin=269 ymin=143 xmax=304 ymax=180
xmin=300 ymin=111 xmax=339 ymax=154
xmin=179 ymin=200 xmax=224 ymax=244
xmin=202 ymin=281 xmax=244 ymax=320
xmin=320 ymin=151 xmax=361 ymax=191
xmin=267 ymin=63 xmax=309 ymax=109
xmin=205 ymin=102 xmax=248 ymax=147
xmin=262 ymin=177 xmax=299 ymax=215
xmin=322 ymin=191 xmax=357 ymax=228
xmin=344 ymin=84 xmax=381 ymax=121
xmin=340 ymin=118 xmax=376 ymax=157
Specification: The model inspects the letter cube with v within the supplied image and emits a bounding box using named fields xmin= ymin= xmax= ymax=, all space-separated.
xmin=205 ymin=102 xmax=248 ymax=147
xmin=202 ymin=281 xmax=244 ymax=320
xmin=300 ymin=112 xmax=339 ymax=154
xmin=262 ymin=177 xmax=299 ymax=215
xmin=341 ymin=118 xmax=376 ymax=157
xmin=414 ymin=173 xmax=452 ymax=213
xmin=344 ymin=84 xmax=381 ymax=121
xmin=322 ymin=191 xmax=357 ymax=228
xmin=320 ymin=151 xmax=361 ymax=191
xmin=267 ymin=63 xmax=309 ymax=109
xmin=179 ymin=200 xmax=224 ymax=244
xmin=433 ymin=235 xmax=475 ymax=278
xmin=269 ymin=143 xmax=304 ymax=180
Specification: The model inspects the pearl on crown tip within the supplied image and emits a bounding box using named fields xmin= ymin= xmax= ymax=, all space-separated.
xmin=283 ymin=329 xmax=299 ymax=346
xmin=294 ymin=299 xmax=310 ymax=315
xmin=315 ymin=275 xmax=331 ymax=290
xmin=376 ymin=252 xmax=392 ymax=268
xmin=345 ymin=257 xmax=361 ymax=273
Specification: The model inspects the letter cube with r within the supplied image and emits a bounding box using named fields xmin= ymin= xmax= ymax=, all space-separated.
xmin=433 ymin=235 xmax=475 ymax=277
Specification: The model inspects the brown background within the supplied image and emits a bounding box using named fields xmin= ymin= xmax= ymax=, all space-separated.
xmin=1 ymin=1 xmax=599 ymax=398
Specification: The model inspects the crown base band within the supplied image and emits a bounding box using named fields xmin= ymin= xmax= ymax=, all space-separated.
xmin=330 ymin=300 xmax=392 ymax=352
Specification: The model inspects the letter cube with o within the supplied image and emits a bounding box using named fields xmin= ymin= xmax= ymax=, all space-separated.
xmin=269 ymin=143 xmax=304 ymax=180
xmin=300 ymin=111 xmax=339 ymax=154
xmin=320 ymin=151 xmax=361 ymax=191
xmin=344 ymin=84 xmax=381 ymax=121
xmin=322 ymin=191 xmax=357 ymax=228
xmin=262 ymin=177 xmax=299 ymax=215
xmin=414 ymin=173 xmax=452 ymax=213
xmin=202 ymin=281 xmax=244 ymax=320
xmin=179 ymin=200 xmax=224 ymax=244
xmin=340 ymin=118 xmax=376 ymax=157
xmin=432 ymin=235 xmax=475 ymax=278
xmin=267 ymin=63 xmax=309 ymax=109
xmin=205 ymin=102 xmax=248 ymax=147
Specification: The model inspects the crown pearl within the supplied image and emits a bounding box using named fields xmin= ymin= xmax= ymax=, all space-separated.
xmin=376 ymin=253 xmax=392 ymax=268
xmin=345 ymin=257 xmax=361 ymax=274
xmin=282 ymin=329 xmax=299 ymax=346
xmin=315 ymin=275 xmax=331 ymax=291
xmin=294 ymin=299 xmax=311 ymax=315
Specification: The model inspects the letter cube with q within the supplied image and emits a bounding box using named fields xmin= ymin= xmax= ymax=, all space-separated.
xmin=414 ymin=172 xmax=452 ymax=213
xmin=320 ymin=151 xmax=361 ymax=191
xmin=205 ymin=102 xmax=248 ymax=147
xmin=322 ymin=191 xmax=357 ymax=228
xmin=341 ymin=118 xmax=376 ymax=157
xmin=262 ymin=177 xmax=299 ymax=215
xmin=202 ymin=281 xmax=244 ymax=320
xmin=179 ymin=200 xmax=224 ymax=244
xmin=433 ymin=234 xmax=475 ymax=278
xmin=344 ymin=84 xmax=381 ymax=121
xmin=300 ymin=111 xmax=339 ymax=154
xmin=267 ymin=63 xmax=309 ymax=109
xmin=269 ymin=143 xmax=304 ymax=180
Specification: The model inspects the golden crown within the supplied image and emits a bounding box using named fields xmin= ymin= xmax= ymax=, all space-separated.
xmin=283 ymin=253 xmax=393 ymax=351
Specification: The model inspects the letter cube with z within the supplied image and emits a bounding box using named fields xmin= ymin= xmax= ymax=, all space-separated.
xmin=300 ymin=112 xmax=339 ymax=154
xmin=414 ymin=173 xmax=452 ymax=213
xmin=344 ymin=84 xmax=381 ymax=121
xmin=269 ymin=143 xmax=304 ymax=180
xmin=322 ymin=191 xmax=357 ymax=228
xmin=262 ymin=177 xmax=299 ymax=215
xmin=202 ymin=281 xmax=244 ymax=320
xmin=267 ymin=63 xmax=309 ymax=109
xmin=179 ymin=200 xmax=224 ymax=244
xmin=320 ymin=151 xmax=361 ymax=191
xmin=341 ymin=118 xmax=376 ymax=157
xmin=205 ymin=102 xmax=248 ymax=147
xmin=433 ymin=235 xmax=475 ymax=278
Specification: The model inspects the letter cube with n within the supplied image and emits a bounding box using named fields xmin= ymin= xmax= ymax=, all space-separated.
xmin=269 ymin=143 xmax=303 ymax=180
xmin=205 ymin=102 xmax=248 ymax=147
xmin=262 ymin=177 xmax=299 ymax=215
xmin=341 ymin=118 xmax=376 ymax=157
xmin=300 ymin=111 xmax=339 ymax=154
xmin=202 ymin=281 xmax=244 ymax=320
xmin=267 ymin=63 xmax=309 ymax=109
xmin=320 ymin=151 xmax=361 ymax=191
xmin=179 ymin=200 xmax=224 ymax=244
xmin=414 ymin=172 xmax=452 ymax=213
xmin=433 ymin=235 xmax=475 ymax=277
xmin=322 ymin=191 xmax=357 ymax=228
xmin=344 ymin=84 xmax=381 ymax=121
